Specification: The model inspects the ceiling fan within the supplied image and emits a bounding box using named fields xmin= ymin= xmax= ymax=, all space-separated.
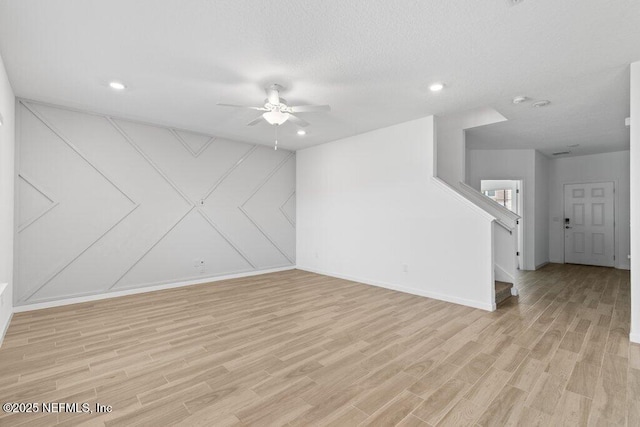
xmin=217 ymin=84 xmax=331 ymax=128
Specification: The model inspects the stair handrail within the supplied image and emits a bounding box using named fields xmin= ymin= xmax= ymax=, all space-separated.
xmin=457 ymin=182 xmax=521 ymax=231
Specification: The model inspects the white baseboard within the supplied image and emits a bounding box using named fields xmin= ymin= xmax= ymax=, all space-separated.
xmin=0 ymin=312 xmax=13 ymax=348
xmin=14 ymin=266 xmax=296 ymax=313
xmin=546 ymin=260 xmax=630 ymax=271
xmin=298 ymin=266 xmax=495 ymax=312
xmin=535 ymin=261 xmax=550 ymax=270
xmin=0 ymin=282 xmax=10 ymax=347
xmin=0 ymin=312 xmax=13 ymax=347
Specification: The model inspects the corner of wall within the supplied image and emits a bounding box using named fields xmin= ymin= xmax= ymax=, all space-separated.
xmin=630 ymin=61 xmax=640 ymax=343
xmin=0 ymin=51 xmax=16 ymax=346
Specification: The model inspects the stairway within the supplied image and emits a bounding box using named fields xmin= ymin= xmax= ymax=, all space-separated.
xmin=495 ymin=281 xmax=513 ymax=306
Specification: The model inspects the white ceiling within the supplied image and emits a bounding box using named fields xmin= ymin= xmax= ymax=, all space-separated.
xmin=0 ymin=0 xmax=639 ymax=152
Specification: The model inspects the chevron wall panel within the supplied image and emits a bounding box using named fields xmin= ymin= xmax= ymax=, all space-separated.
xmin=14 ymin=100 xmax=295 ymax=305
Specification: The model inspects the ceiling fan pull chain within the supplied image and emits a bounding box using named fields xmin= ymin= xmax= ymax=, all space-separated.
xmin=274 ymin=124 xmax=278 ymax=150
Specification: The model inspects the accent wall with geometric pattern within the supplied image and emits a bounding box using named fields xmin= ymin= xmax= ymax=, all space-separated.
xmin=14 ymin=100 xmax=295 ymax=306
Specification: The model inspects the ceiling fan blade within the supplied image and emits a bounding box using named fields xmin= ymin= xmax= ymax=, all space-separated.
xmin=287 ymin=114 xmax=310 ymax=127
xmin=246 ymin=116 xmax=264 ymax=126
xmin=217 ymin=103 xmax=267 ymax=111
xmin=290 ymin=105 xmax=331 ymax=113
xmin=265 ymin=86 xmax=281 ymax=105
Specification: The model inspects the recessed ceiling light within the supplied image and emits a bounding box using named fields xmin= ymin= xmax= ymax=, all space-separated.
xmin=512 ymin=96 xmax=528 ymax=104
xmin=109 ymin=81 xmax=126 ymax=90
xmin=568 ymin=144 xmax=580 ymax=148
xmin=297 ymin=130 xmax=306 ymax=136
xmin=532 ymin=100 xmax=551 ymax=108
xmin=429 ymin=82 xmax=445 ymax=92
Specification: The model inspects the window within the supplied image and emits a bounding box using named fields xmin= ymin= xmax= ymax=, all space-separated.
xmin=483 ymin=189 xmax=512 ymax=211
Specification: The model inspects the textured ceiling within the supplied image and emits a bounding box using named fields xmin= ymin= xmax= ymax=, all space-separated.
xmin=0 ymin=0 xmax=639 ymax=152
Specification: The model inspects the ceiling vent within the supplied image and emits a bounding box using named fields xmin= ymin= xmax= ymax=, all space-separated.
xmin=552 ymin=151 xmax=571 ymax=156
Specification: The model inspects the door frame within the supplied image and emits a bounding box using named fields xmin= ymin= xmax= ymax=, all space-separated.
xmin=514 ymin=180 xmax=524 ymax=270
xmin=480 ymin=179 xmax=524 ymax=270
xmin=562 ymin=180 xmax=616 ymax=266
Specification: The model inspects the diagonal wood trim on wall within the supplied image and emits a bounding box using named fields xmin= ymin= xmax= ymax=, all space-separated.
xmin=15 ymin=100 xmax=296 ymax=305
xmin=239 ymin=152 xmax=296 ymax=263
xmin=280 ymin=190 xmax=296 ymax=227
xmin=171 ymin=128 xmax=215 ymax=158
xmin=17 ymin=173 xmax=60 ymax=232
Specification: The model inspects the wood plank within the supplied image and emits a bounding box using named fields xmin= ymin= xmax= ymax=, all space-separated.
xmin=476 ymin=385 xmax=527 ymax=426
xmin=361 ymin=390 xmax=423 ymax=426
xmin=412 ymin=378 xmax=469 ymax=425
xmin=566 ymin=361 xmax=600 ymax=398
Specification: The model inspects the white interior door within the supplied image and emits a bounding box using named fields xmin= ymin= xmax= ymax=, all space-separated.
xmin=564 ymin=182 xmax=614 ymax=267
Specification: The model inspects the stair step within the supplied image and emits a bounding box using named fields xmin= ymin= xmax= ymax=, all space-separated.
xmin=495 ymin=281 xmax=513 ymax=305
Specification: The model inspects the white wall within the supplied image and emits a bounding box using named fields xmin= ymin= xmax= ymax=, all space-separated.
xmin=466 ymin=149 xmax=540 ymax=270
xmin=535 ymin=151 xmax=550 ymax=268
xmin=630 ymin=61 xmax=640 ymax=343
xmin=435 ymin=107 xmax=506 ymax=186
xmin=0 ymin=53 xmax=15 ymax=343
xmin=14 ymin=100 xmax=295 ymax=307
xmin=548 ymin=151 xmax=630 ymax=270
xmin=494 ymin=222 xmax=517 ymax=283
xmin=297 ymin=116 xmax=496 ymax=311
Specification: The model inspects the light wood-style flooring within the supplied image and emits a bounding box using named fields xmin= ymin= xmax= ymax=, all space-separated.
xmin=0 ymin=264 xmax=637 ymax=426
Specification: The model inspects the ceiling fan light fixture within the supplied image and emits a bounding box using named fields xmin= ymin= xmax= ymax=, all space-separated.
xmin=263 ymin=110 xmax=290 ymax=125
